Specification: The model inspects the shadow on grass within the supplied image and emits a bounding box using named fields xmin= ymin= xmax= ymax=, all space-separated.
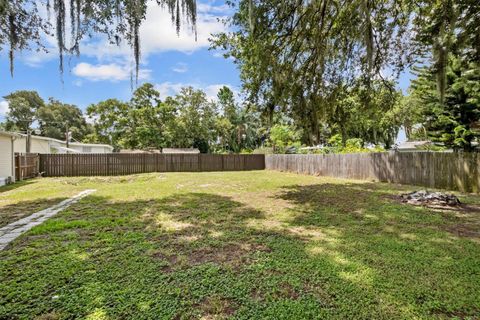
xmin=1 ymin=186 xmax=479 ymax=319
xmin=275 ymin=182 xmax=480 ymax=239
xmin=274 ymin=183 xmax=480 ymax=317
xmin=0 ymin=197 xmax=68 ymax=228
xmin=0 ymin=179 xmax=35 ymax=193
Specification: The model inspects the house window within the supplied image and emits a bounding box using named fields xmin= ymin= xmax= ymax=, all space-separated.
xmin=82 ymin=146 xmax=92 ymax=153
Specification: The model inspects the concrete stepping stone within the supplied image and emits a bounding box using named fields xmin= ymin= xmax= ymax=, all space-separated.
xmin=0 ymin=189 xmax=96 ymax=250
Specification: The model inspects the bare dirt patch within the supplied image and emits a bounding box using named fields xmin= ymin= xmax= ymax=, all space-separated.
xmin=151 ymin=242 xmax=271 ymax=272
xmin=34 ymin=312 xmax=61 ymax=320
xmin=188 ymin=243 xmax=271 ymax=267
xmin=390 ymin=194 xmax=480 ymax=214
xmin=388 ymin=195 xmax=480 ymax=240
xmin=198 ymin=296 xmax=236 ymax=319
xmin=445 ymin=223 xmax=480 ymax=239
xmin=152 ymin=251 xmax=181 ymax=272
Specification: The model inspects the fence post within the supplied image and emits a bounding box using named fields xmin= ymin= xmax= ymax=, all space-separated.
xmin=142 ymin=154 xmax=146 ymax=172
xmin=107 ymin=154 xmax=110 ymax=176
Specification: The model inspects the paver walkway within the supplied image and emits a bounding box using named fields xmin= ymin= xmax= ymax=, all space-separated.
xmin=0 ymin=189 xmax=96 ymax=250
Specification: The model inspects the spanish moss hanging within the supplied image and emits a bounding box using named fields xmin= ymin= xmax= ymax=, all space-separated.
xmin=3 ymin=0 xmax=197 ymax=84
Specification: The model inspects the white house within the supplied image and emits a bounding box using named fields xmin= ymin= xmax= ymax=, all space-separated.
xmin=396 ymin=140 xmax=431 ymax=152
xmin=13 ymin=134 xmax=114 ymax=154
xmin=0 ymin=131 xmax=20 ymax=185
xmin=0 ymin=131 xmax=114 ymax=185
xmin=162 ymin=148 xmax=200 ymax=154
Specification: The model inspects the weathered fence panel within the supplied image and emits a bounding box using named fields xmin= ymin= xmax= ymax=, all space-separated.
xmin=266 ymin=152 xmax=480 ymax=193
xmin=39 ymin=154 xmax=265 ymax=177
xmin=15 ymin=153 xmax=40 ymax=181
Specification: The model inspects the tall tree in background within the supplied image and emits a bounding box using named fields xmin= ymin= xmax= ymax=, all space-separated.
xmin=3 ymin=90 xmax=45 ymax=132
xmin=211 ymin=0 xmax=479 ymax=147
xmin=414 ymin=0 xmax=480 ymax=102
xmin=2 ymin=90 xmax=92 ymax=142
xmin=1 ymin=0 xmax=197 ymax=81
xmin=87 ymin=84 xmax=245 ymax=152
xmin=408 ymin=57 xmax=480 ymax=151
xmin=211 ymin=0 xmax=415 ymax=145
xmin=171 ymin=87 xmax=218 ymax=153
xmin=37 ymin=98 xmax=91 ymax=141
xmin=216 ymin=86 xmax=262 ymax=152
xmin=328 ymin=81 xmax=403 ymax=148
xmin=85 ymin=99 xmax=130 ymax=148
xmin=406 ymin=1 xmax=480 ymax=151
xmin=124 ymin=83 xmax=177 ymax=149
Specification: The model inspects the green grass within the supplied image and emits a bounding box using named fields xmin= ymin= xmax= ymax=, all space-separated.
xmin=0 ymin=171 xmax=479 ymax=319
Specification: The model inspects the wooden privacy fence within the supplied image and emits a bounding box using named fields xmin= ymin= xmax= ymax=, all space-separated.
xmin=39 ymin=153 xmax=265 ymax=177
xmin=266 ymin=152 xmax=480 ymax=193
xmin=15 ymin=153 xmax=40 ymax=181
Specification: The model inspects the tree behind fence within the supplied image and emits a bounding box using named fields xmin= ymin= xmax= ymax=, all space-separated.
xmin=266 ymin=153 xmax=480 ymax=193
xmin=39 ymin=154 xmax=265 ymax=177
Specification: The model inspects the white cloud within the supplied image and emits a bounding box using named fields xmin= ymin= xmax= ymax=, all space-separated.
xmin=155 ymin=82 xmax=187 ymax=98
xmin=212 ymin=51 xmax=224 ymax=58
xmin=82 ymin=2 xmax=227 ymax=62
xmin=12 ymin=1 xmax=229 ymax=71
xmin=0 ymin=100 xmax=9 ymax=116
xmin=172 ymin=62 xmax=188 ymax=73
xmin=72 ymin=62 xmax=151 ymax=82
xmin=204 ymin=84 xmax=232 ymax=101
xmin=21 ymin=49 xmax=57 ymax=67
xmin=155 ymin=82 xmax=238 ymax=101
xmin=197 ymin=2 xmax=233 ymax=14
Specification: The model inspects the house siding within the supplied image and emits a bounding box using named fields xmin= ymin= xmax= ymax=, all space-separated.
xmin=0 ymin=135 xmax=13 ymax=178
xmin=14 ymin=136 xmax=53 ymax=154
xmin=30 ymin=139 xmax=51 ymax=153
xmin=13 ymin=135 xmax=113 ymax=154
xmin=69 ymin=145 xmax=112 ymax=153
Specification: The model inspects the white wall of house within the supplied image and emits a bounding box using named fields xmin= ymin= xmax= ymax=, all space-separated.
xmin=13 ymin=136 xmax=52 ymax=154
xmin=1 ymin=132 xmax=113 ymax=185
xmin=30 ymin=138 xmax=51 ymax=153
xmin=13 ymin=138 xmax=26 ymax=153
xmin=0 ymin=134 xmax=15 ymax=182
xmin=69 ymin=144 xmax=113 ymax=153
xmin=13 ymin=134 xmax=113 ymax=154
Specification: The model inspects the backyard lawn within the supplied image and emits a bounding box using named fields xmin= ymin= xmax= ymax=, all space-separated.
xmin=1 ymin=171 xmax=479 ymax=319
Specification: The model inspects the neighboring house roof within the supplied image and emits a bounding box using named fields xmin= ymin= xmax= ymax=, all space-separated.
xmin=69 ymin=142 xmax=114 ymax=150
xmin=16 ymin=133 xmax=114 ymax=150
xmin=162 ymin=148 xmax=200 ymax=154
xmin=396 ymin=140 xmax=431 ymax=151
xmin=0 ymin=131 xmax=21 ymax=138
xmin=299 ymin=146 xmax=324 ymax=151
xmin=119 ymin=149 xmax=161 ymax=154
xmin=51 ymin=146 xmax=82 ymax=153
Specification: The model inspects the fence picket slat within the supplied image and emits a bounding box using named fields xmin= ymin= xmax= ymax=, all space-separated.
xmin=265 ymin=153 xmax=480 ymax=193
xmin=39 ymin=153 xmax=265 ymax=177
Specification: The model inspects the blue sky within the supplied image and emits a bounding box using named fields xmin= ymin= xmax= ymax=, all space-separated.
xmin=0 ymin=0 xmax=239 ymax=120
xmin=0 ymin=0 xmax=412 ymax=143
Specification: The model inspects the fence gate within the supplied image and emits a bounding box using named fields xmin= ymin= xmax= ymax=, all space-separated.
xmin=15 ymin=153 xmax=40 ymax=181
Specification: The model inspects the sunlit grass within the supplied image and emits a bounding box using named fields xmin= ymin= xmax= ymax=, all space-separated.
xmin=0 ymin=171 xmax=479 ymax=319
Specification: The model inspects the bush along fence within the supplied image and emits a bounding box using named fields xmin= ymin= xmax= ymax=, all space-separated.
xmin=39 ymin=153 xmax=265 ymax=177
xmin=266 ymin=152 xmax=480 ymax=193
